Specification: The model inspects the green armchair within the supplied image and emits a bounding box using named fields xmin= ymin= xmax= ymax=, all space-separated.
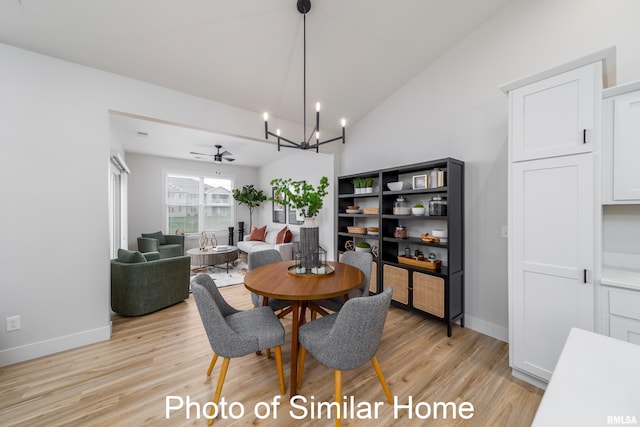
xmin=137 ymin=231 xmax=184 ymax=259
xmin=111 ymin=249 xmax=191 ymax=316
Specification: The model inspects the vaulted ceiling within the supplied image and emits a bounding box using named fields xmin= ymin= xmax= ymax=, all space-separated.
xmin=0 ymin=0 xmax=512 ymax=165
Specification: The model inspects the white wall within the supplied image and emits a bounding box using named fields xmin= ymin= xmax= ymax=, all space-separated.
xmin=258 ymin=150 xmax=336 ymax=259
xmin=341 ymin=0 xmax=640 ymax=341
xmin=0 ymin=42 xmax=302 ymax=366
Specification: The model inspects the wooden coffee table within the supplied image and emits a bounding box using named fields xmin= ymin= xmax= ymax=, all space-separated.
xmin=187 ymin=246 xmax=238 ymax=273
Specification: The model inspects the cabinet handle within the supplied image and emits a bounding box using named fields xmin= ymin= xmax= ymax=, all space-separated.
xmin=583 ymin=129 xmax=587 ymax=144
xmin=584 ymin=269 xmax=587 ymax=284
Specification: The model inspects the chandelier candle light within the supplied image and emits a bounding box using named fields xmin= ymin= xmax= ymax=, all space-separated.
xmin=263 ymin=0 xmax=346 ymax=152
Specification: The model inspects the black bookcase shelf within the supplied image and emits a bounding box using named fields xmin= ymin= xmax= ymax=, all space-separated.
xmin=335 ymin=158 xmax=464 ymax=336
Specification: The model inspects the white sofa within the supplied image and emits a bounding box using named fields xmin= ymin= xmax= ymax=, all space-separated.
xmin=237 ymin=227 xmax=299 ymax=260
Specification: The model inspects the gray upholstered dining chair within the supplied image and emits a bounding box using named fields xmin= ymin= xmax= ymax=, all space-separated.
xmin=313 ymin=250 xmax=373 ymax=315
xmin=297 ymin=287 xmax=393 ymax=427
xmin=190 ymin=274 xmax=285 ymax=425
xmin=248 ymin=249 xmax=293 ymax=318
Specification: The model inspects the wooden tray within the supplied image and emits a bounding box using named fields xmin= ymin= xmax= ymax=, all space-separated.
xmin=287 ymin=264 xmax=335 ymax=277
xmin=397 ymin=255 xmax=441 ymax=270
xmin=363 ymin=208 xmax=379 ymax=215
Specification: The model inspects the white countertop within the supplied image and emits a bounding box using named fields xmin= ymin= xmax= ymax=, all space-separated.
xmin=532 ymin=328 xmax=640 ymax=426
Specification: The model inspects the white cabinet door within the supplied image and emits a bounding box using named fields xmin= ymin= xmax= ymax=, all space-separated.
xmin=610 ymin=316 xmax=640 ymax=345
xmin=612 ymin=90 xmax=640 ymax=201
xmin=510 ymin=62 xmax=601 ymax=162
xmin=510 ymin=154 xmax=595 ymax=382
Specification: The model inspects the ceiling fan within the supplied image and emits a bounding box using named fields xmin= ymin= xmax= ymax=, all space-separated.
xmin=190 ymin=145 xmax=235 ymax=164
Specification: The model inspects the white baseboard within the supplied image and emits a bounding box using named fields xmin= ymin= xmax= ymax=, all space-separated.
xmin=464 ymin=315 xmax=509 ymax=342
xmin=0 ymin=323 xmax=112 ymax=367
xmin=512 ymin=368 xmax=548 ymax=390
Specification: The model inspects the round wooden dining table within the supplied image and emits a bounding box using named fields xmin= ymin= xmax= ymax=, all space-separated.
xmin=244 ymin=260 xmax=364 ymax=396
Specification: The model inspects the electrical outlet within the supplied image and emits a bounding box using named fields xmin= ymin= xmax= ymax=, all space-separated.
xmin=6 ymin=315 xmax=20 ymax=332
xmin=501 ymin=225 xmax=509 ymax=238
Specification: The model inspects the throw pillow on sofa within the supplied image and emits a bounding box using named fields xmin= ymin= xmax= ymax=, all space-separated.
xmin=117 ymin=249 xmax=147 ymax=263
xmin=276 ymin=226 xmax=293 ymax=244
xmin=249 ymin=225 xmax=267 ymax=241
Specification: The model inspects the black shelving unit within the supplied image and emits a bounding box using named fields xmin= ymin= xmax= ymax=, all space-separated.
xmin=335 ymin=158 xmax=464 ymax=336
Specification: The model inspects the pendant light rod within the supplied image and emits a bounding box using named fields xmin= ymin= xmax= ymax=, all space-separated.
xmin=263 ymin=0 xmax=346 ymax=153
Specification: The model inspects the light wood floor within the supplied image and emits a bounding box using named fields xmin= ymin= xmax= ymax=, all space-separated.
xmin=0 ymin=284 xmax=543 ymax=426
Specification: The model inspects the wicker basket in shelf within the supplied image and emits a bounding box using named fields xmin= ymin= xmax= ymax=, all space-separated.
xmin=346 ymin=226 xmax=367 ymax=235
xmin=362 ymin=207 xmax=379 ymax=215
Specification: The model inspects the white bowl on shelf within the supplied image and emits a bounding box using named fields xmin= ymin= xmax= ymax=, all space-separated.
xmin=412 ymin=207 xmax=426 ymax=215
xmin=432 ymin=229 xmax=448 ymax=238
xmin=387 ymin=181 xmax=403 ymax=191
xmin=432 ymin=229 xmax=448 ymax=243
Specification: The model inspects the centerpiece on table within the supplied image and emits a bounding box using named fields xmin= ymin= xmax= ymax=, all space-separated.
xmin=270 ymin=176 xmax=329 ymax=271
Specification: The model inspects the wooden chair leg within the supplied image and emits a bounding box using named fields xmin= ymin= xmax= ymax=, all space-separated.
xmin=334 ymin=370 xmax=342 ymax=427
xmin=371 ymin=356 xmax=393 ymax=403
xmin=266 ymin=348 xmax=271 ymax=358
xmin=298 ymin=345 xmax=307 ymax=388
xmin=208 ymin=357 xmax=230 ymax=425
xmin=274 ymin=345 xmax=286 ymax=394
xmin=207 ymin=353 xmax=218 ymax=376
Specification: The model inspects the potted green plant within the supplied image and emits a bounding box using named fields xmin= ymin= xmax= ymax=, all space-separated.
xmin=412 ymin=203 xmax=426 ymax=216
xmin=363 ymin=177 xmax=375 ymax=193
xmin=270 ymin=176 xmax=330 ymax=271
xmin=269 ymin=176 xmax=330 ymax=221
xmin=231 ymin=184 xmax=267 ymax=229
xmin=355 ymin=241 xmax=372 ymax=252
xmin=352 ymin=177 xmax=364 ymax=194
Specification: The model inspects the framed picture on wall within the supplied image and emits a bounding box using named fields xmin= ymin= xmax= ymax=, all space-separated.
xmin=272 ymin=187 xmax=286 ymax=224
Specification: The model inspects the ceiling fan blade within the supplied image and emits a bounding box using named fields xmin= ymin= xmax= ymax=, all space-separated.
xmin=225 ymin=158 xmax=236 ymax=162
xmin=220 ymin=150 xmax=232 ymax=156
xmin=190 ymin=151 xmax=216 ymax=157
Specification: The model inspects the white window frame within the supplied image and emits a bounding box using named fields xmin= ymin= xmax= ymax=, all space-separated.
xmin=164 ymin=171 xmax=235 ymax=236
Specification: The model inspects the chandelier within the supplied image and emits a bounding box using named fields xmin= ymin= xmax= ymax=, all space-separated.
xmin=263 ymin=0 xmax=346 ymax=152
